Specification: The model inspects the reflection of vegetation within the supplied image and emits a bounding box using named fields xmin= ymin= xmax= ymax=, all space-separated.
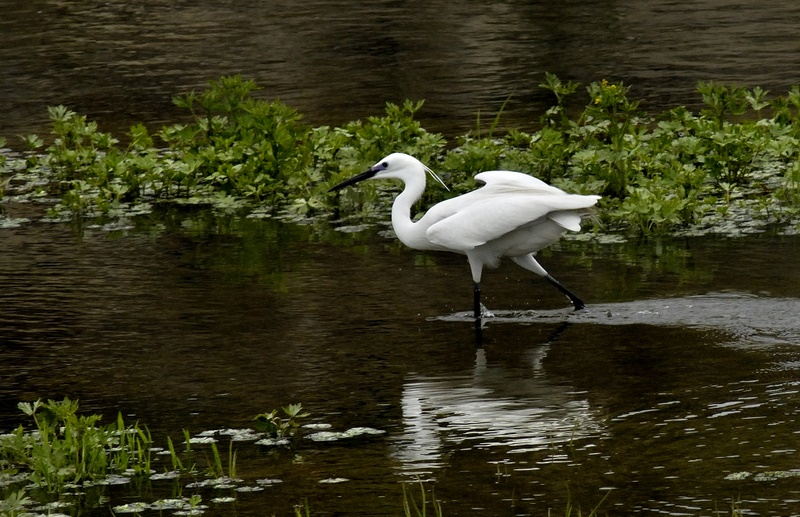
xmin=4 ymin=74 xmax=800 ymax=235
xmin=551 ymin=236 xmax=719 ymax=301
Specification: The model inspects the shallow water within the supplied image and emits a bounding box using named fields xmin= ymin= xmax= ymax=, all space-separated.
xmin=1 ymin=206 xmax=800 ymax=515
xmin=3 ymin=0 xmax=800 ymax=139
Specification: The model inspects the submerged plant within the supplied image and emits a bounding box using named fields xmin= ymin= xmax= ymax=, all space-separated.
xmin=402 ymin=481 xmax=443 ymax=517
xmin=561 ymin=487 xmax=612 ymax=517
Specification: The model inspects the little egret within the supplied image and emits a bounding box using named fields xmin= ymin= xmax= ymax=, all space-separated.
xmin=329 ymin=153 xmax=600 ymax=320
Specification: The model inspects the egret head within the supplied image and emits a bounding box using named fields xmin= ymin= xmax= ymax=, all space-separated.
xmin=328 ymin=153 xmax=448 ymax=192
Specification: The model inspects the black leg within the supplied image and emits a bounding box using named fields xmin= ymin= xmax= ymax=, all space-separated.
xmin=472 ymin=282 xmax=484 ymax=345
xmin=473 ymin=282 xmax=481 ymax=320
xmin=545 ymin=274 xmax=586 ymax=311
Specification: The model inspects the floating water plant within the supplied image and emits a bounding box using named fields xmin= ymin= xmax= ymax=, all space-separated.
xmin=305 ymin=427 xmax=386 ymax=443
xmin=114 ymin=495 xmax=206 ymax=515
xmin=725 ymin=469 xmax=800 ymax=481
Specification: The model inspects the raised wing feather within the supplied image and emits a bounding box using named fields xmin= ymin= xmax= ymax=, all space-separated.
xmin=548 ymin=211 xmax=583 ymax=232
xmin=473 ymin=170 xmax=566 ymax=194
xmin=424 ymin=171 xmax=600 ymax=250
xmin=426 ymin=193 xmax=597 ymax=250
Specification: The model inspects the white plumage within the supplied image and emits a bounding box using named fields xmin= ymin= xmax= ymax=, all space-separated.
xmin=330 ymin=152 xmax=600 ymax=319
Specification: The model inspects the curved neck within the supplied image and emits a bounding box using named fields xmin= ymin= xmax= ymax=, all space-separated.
xmin=391 ymin=175 xmax=427 ymax=249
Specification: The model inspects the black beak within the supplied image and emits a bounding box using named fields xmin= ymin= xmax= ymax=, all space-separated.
xmin=328 ymin=167 xmax=378 ymax=192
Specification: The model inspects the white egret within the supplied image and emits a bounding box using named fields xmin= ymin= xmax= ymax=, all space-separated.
xmin=329 ymin=153 xmax=600 ymax=320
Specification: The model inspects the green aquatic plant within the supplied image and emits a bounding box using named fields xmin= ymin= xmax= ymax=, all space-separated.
xmin=0 ymin=399 xmax=152 ymax=493
xmin=293 ymin=498 xmax=311 ymax=517
xmin=613 ymin=179 xmax=702 ymax=234
xmin=166 ymin=436 xmax=181 ymax=469
xmin=474 ymin=93 xmax=513 ymax=139
xmin=253 ymin=403 xmax=310 ymax=439
xmin=697 ymin=81 xmax=749 ymax=128
xmin=0 ymin=490 xmax=31 ymax=517
xmin=206 ymin=441 xmax=237 ymax=479
xmin=402 ymin=482 xmax=443 ymax=517
xmin=6 ymin=73 xmax=800 ymax=235
xmin=539 ymin=71 xmax=580 ymax=128
xmin=164 ymin=75 xmax=313 ymax=202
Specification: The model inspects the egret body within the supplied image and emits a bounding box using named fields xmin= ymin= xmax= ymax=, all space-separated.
xmin=329 ymin=153 xmax=600 ymax=319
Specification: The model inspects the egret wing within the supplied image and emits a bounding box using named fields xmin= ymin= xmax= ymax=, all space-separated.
xmin=426 ymin=192 xmax=598 ymax=250
xmin=473 ymin=170 xmax=566 ymax=194
xmin=548 ymin=211 xmax=583 ymax=232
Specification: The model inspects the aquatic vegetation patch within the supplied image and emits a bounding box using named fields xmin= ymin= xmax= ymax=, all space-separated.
xmin=0 ymin=399 xmax=152 ymax=493
xmin=252 ymin=402 xmax=310 ymax=440
xmin=3 ymin=74 xmax=800 ymax=236
xmin=0 ymin=398 xmax=626 ymax=517
xmin=0 ymin=399 xmax=391 ymax=515
xmin=114 ymin=495 xmax=206 ymax=515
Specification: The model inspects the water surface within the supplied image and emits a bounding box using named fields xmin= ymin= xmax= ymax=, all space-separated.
xmin=1 ymin=209 xmax=799 ymax=515
xmin=3 ymin=0 xmax=800 ymax=139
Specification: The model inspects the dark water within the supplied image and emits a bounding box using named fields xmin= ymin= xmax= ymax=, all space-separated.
xmin=3 ymin=0 xmax=800 ymax=141
xmin=1 ymin=203 xmax=800 ymax=515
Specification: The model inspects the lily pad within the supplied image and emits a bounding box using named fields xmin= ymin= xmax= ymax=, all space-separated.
xmin=255 ymin=437 xmax=291 ymax=446
xmin=303 ymin=423 xmax=333 ymax=430
xmin=235 ymin=486 xmax=264 ymax=492
xmin=0 ymin=217 xmax=30 ymax=229
xmin=306 ymin=426 xmax=385 ymax=442
xmin=113 ymin=502 xmax=148 ymax=514
xmin=256 ymin=478 xmax=283 ymax=485
xmin=150 ymin=470 xmax=181 ymax=480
